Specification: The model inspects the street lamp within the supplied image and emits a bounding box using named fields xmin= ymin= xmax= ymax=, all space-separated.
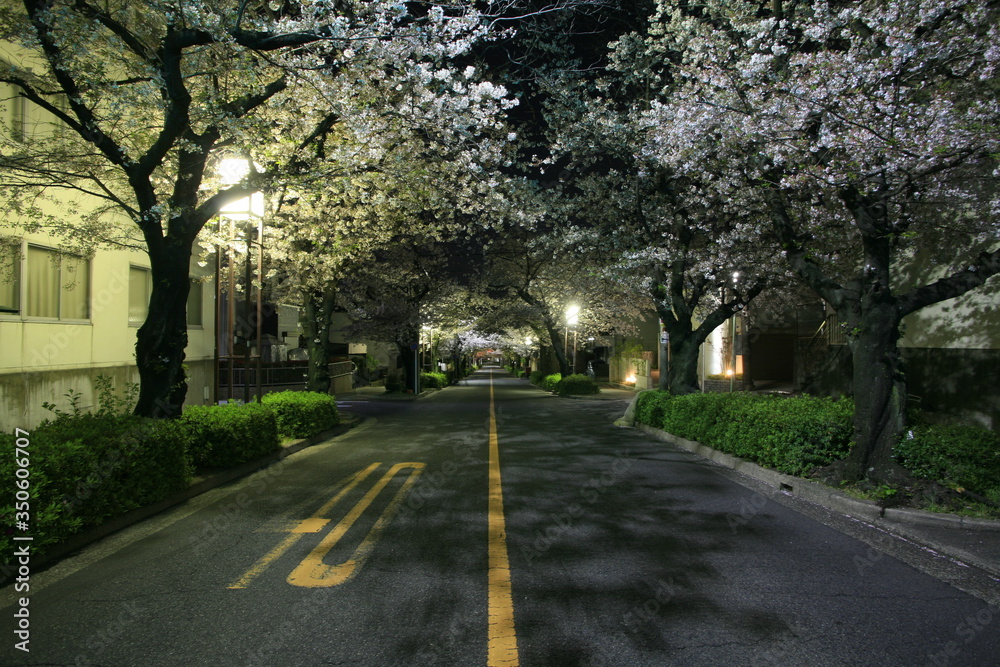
xmin=565 ymin=304 xmax=580 ymax=374
xmin=215 ymin=157 xmax=265 ymax=405
xmin=730 ymin=271 xmax=739 ymax=392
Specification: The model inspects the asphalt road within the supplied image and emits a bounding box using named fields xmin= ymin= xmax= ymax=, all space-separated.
xmin=2 ymin=368 xmax=998 ymax=666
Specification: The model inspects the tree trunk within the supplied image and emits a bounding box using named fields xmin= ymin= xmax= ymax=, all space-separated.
xmin=301 ymin=288 xmax=337 ymax=394
xmin=397 ymin=326 xmax=419 ymax=393
xmin=841 ymin=301 xmax=907 ymax=482
xmin=654 ymin=298 xmax=738 ymax=395
xmin=133 ymin=238 xmax=192 ymax=418
xmin=544 ymin=321 xmax=570 ymax=376
xmin=663 ymin=333 xmax=703 ymax=395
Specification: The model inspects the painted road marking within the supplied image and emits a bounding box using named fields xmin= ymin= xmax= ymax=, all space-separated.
xmin=288 ymin=462 xmax=424 ymax=588
xmin=488 ymin=371 xmax=520 ymax=666
xmin=228 ymin=462 xmax=381 ymax=589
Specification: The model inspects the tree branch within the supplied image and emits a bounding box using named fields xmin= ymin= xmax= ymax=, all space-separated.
xmin=898 ymin=246 xmax=1000 ymax=317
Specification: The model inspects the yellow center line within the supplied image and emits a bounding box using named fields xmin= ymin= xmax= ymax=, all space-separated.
xmin=488 ymin=371 xmax=520 ymax=666
xmin=227 ymin=462 xmax=381 ymax=590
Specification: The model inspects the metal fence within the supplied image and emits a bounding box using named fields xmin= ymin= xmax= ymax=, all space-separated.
xmin=216 ymin=359 xmax=356 ymax=401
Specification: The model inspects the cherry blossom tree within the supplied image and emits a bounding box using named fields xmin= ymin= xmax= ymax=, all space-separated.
xmin=535 ymin=49 xmax=782 ymax=393
xmin=0 ymin=0 xmax=508 ymax=416
xmin=641 ymin=0 xmax=1000 ymax=481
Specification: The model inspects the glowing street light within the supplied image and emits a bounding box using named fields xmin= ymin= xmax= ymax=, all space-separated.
xmin=565 ymin=304 xmax=580 ymax=326
xmin=564 ymin=304 xmax=581 ymax=373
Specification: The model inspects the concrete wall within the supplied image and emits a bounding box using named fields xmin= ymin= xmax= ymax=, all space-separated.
xmin=1 ymin=359 xmax=215 ymax=430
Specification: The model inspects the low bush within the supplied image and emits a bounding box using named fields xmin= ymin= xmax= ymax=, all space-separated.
xmin=0 ymin=414 xmax=192 ymax=564
xmin=636 ymin=392 xmax=854 ymax=476
xmin=181 ymin=402 xmax=280 ymax=469
xmin=635 ymin=391 xmax=673 ymax=429
xmin=895 ymin=424 xmax=1000 ymax=503
xmin=542 ymin=373 xmax=562 ymax=392
xmin=261 ymin=391 xmax=340 ymax=439
xmin=420 ymin=372 xmax=449 ymax=389
xmin=556 ymin=373 xmax=600 ymax=395
xmin=529 ymin=370 xmax=547 ymax=386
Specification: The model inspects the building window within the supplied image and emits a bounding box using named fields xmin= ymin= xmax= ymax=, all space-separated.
xmin=0 ymin=242 xmax=20 ymax=314
xmin=26 ymin=246 xmax=90 ymax=320
xmin=129 ymin=265 xmax=151 ymax=326
xmin=187 ymin=278 xmax=203 ymax=327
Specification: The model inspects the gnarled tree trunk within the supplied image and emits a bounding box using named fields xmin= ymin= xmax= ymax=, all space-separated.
xmin=134 ymin=237 xmax=192 ymax=418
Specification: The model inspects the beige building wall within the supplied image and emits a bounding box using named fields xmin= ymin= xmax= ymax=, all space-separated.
xmin=1 ymin=55 xmax=218 ymax=429
xmin=0 ymin=232 xmax=216 ymax=429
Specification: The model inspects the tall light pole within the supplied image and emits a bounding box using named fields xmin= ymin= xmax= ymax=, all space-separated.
xmin=565 ymin=304 xmax=580 ymax=374
xmin=215 ymin=157 xmax=265 ymax=404
xmin=730 ymin=271 xmax=739 ymax=393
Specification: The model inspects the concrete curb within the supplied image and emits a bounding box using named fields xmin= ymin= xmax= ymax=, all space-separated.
xmin=636 ymin=423 xmax=1000 ymax=533
xmin=7 ymin=415 xmax=364 ymax=579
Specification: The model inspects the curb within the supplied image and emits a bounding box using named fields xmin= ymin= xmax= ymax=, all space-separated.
xmin=3 ymin=415 xmax=364 ymax=582
xmin=635 ymin=423 xmax=1000 ymax=533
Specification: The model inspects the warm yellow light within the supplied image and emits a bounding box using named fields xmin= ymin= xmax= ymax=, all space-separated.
xmin=626 ymin=374 xmax=637 ymax=384
xmin=219 ymin=158 xmax=250 ymax=185
xmin=566 ymin=304 xmax=580 ymax=326
xmin=725 ymin=368 xmax=735 ymax=377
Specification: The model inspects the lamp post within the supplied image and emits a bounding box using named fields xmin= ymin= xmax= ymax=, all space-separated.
xmin=214 ymin=157 xmax=265 ymax=404
xmin=730 ymin=271 xmax=739 ymax=393
xmin=565 ymin=304 xmax=580 ymax=374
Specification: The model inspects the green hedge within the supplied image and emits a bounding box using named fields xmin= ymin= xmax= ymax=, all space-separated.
xmin=542 ymin=373 xmax=562 ymax=392
xmin=895 ymin=424 xmax=1000 ymax=502
xmin=0 ymin=415 xmax=192 ymax=564
xmin=529 ymin=370 xmax=547 ymax=386
xmin=181 ymin=402 xmax=280 ymax=468
xmin=556 ymin=374 xmax=600 ymax=395
xmin=420 ymin=372 xmax=449 ymax=389
xmin=261 ymin=391 xmax=340 ymax=439
xmin=636 ymin=391 xmax=854 ymax=475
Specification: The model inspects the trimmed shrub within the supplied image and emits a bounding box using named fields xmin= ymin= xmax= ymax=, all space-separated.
xmin=542 ymin=373 xmax=562 ymax=392
xmin=556 ymin=373 xmax=600 ymax=395
xmin=895 ymin=424 xmax=1000 ymax=501
xmin=181 ymin=402 xmax=280 ymax=468
xmin=261 ymin=391 xmax=340 ymax=439
xmin=0 ymin=415 xmax=192 ymax=564
xmin=635 ymin=390 xmax=673 ymax=428
xmin=420 ymin=372 xmax=449 ymax=389
xmin=636 ymin=392 xmax=854 ymax=476
xmin=529 ymin=370 xmax=547 ymax=386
